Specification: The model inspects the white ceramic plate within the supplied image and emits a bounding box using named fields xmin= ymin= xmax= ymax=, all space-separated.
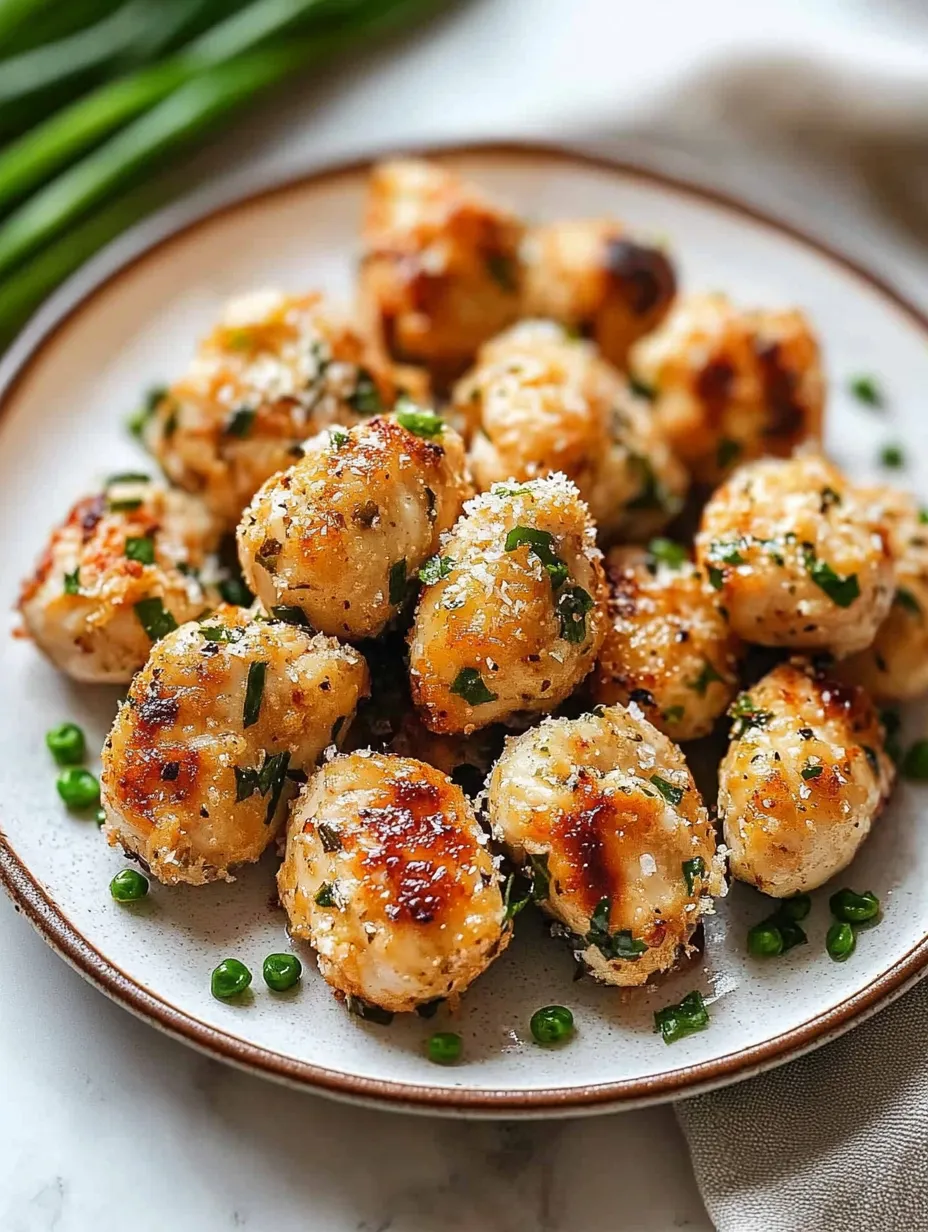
xmin=2 ymin=143 xmax=928 ymax=1118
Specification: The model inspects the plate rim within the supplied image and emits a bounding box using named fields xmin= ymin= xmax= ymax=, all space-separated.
xmin=2 ymin=138 xmax=927 ymax=1117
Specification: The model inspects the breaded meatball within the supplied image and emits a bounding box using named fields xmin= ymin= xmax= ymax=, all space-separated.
xmin=100 ymin=606 xmax=369 ymax=885
xmin=237 ymin=411 xmax=471 ymax=641
xmin=19 ymin=477 xmax=220 ymax=683
xmin=358 ymin=159 xmax=524 ymax=381
xmin=592 ymin=544 xmax=742 ymax=741
xmin=719 ymin=660 xmax=894 ymax=897
xmin=521 ymin=219 xmax=676 ymax=368
xmin=838 ymin=487 xmax=928 ymax=700
xmin=408 ymin=475 xmax=607 ymax=734
xmin=629 ymin=294 xmax=824 ymax=484
xmin=454 ymin=321 xmax=687 ymax=543
xmin=695 ymin=454 xmax=893 ymax=656
xmin=277 ymin=752 xmax=509 ymax=1014
xmin=144 ymin=290 xmax=395 ymax=527
xmin=487 ymin=705 xmax=725 ymax=987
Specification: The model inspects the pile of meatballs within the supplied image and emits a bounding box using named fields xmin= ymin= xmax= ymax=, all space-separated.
xmin=18 ymin=158 xmax=921 ymax=1020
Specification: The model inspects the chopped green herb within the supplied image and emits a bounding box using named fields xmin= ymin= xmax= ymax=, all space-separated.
xmin=682 ymin=857 xmax=705 ymax=895
xmin=200 ymin=624 xmax=244 ymax=643
xmin=106 ymin=471 xmax=150 ymax=486
xmin=418 ymin=555 xmax=455 ymax=585
xmin=243 ymin=661 xmax=267 ymax=729
xmin=125 ymin=535 xmax=156 ymax=565
xmin=485 ymin=252 xmax=519 ymax=292
xmin=903 ymin=739 xmax=928 ymax=781
xmin=716 ymin=437 xmax=741 ymax=469
xmin=849 ymin=374 xmax=883 ymax=408
xmin=729 ymin=693 xmax=773 ymax=739
xmin=107 ymin=495 xmax=143 ymax=513
xmin=269 ymin=605 xmax=311 ymax=627
xmin=709 ymin=539 xmax=746 ymax=566
xmin=688 ymin=659 xmax=723 ymax=697
xmin=627 ymin=452 xmax=678 ymax=514
xmin=63 ymin=568 xmax=81 ymax=595
xmin=651 ymin=775 xmax=684 ymax=806
xmin=316 ymin=822 xmax=342 ymax=852
xmin=880 ymin=443 xmax=905 ymax=469
xmin=388 ymin=559 xmax=413 ymax=606
xmin=654 ymin=990 xmax=709 ymax=1044
xmin=801 ymin=761 xmax=823 ymax=781
xmin=223 ymin=406 xmax=256 ymax=438
xmin=450 ymin=668 xmax=498 ymax=706
xmin=128 ymin=384 xmax=167 ymax=437
xmin=801 ymin=546 xmax=860 ymax=607
xmin=706 ymin=565 xmax=723 ymax=591
xmin=505 ymin=526 xmax=569 ymax=590
xmin=647 ymin=538 xmax=687 ymax=570
xmin=492 ymin=482 xmax=535 ymax=497
xmin=219 ymin=576 xmax=253 ymax=607
xmin=134 ymin=597 xmax=178 ymax=643
xmin=921 ymin=508 xmax=928 ymax=525
xmin=314 ymin=883 xmax=337 ymax=907
xmin=820 ymin=486 xmax=842 ymax=511
xmin=557 ymin=585 xmax=594 ymax=643
xmin=895 ymin=587 xmax=922 ymax=616
xmin=347 ymin=369 xmax=382 ymax=415
xmin=628 ymin=376 xmax=656 ymax=401
xmin=662 ymin=705 xmax=685 ymax=724
xmin=879 ymin=707 xmax=902 ymax=765
xmin=527 ymin=852 xmax=550 ymax=902
xmin=395 ymin=402 xmax=445 ymax=438
xmin=234 ymin=751 xmax=291 ymax=824
xmin=585 ymin=897 xmax=648 ymax=961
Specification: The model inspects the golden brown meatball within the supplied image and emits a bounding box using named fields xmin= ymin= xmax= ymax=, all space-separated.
xmin=277 ymin=752 xmax=509 ymax=1014
xmin=719 ymin=661 xmax=894 ymax=897
xmin=629 ymin=294 xmax=824 ymax=484
xmin=695 ymin=454 xmax=893 ymax=656
xmin=100 ymin=606 xmax=369 ymax=885
xmin=408 ymin=475 xmax=607 ymax=734
xmin=487 ymin=705 xmax=725 ymax=987
xmin=592 ymin=543 xmax=742 ymax=741
xmin=521 ymin=219 xmax=676 ymax=369
xmin=237 ymin=411 xmax=471 ymax=642
xmin=19 ymin=477 xmax=220 ymax=683
xmin=144 ymin=290 xmax=395 ymax=527
xmin=453 ymin=321 xmax=687 ymax=543
xmin=358 ymin=159 xmax=524 ymax=382
xmin=838 ymin=487 xmax=928 ymax=700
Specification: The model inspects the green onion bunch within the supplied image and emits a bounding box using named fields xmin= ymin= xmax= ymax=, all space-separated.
xmin=0 ymin=0 xmax=451 ymax=349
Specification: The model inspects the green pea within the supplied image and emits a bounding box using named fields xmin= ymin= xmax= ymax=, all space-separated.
xmin=829 ymin=888 xmax=880 ymax=924
xmin=109 ymin=869 xmax=149 ymax=902
xmin=747 ymin=921 xmax=784 ymax=958
xmin=427 ymin=1031 xmax=463 ymax=1065
xmin=211 ymin=958 xmax=252 ymax=1000
xmin=45 ymin=722 xmax=86 ymax=766
xmin=530 ymin=1005 xmax=574 ymax=1045
xmin=826 ymin=920 xmax=856 ymax=962
xmin=263 ymin=952 xmax=302 ymax=992
xmin=56 ymin=767 xmax=100 ymax=810
xmin=778 ymin=893 xmax=811 ymax=922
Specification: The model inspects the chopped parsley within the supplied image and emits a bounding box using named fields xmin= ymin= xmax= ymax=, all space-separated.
xmin=557 ymin=585 xmax=594 ymax=643
xmin=243 ymin=660 xmax=267 ymax=729
xmin=200 ymin=624 xmax=244 ymax=643
xmin=585 ymin=897 xmax=648 ymax=961
xmin=820 ymin=486 xmax=842 ymax=511
xmin=647 ymin=537 xmax=687 ymax=570
xmin=651 ymin=775 xmax=684 ymax=806
xmin=662 ymin=705 xmax=685 ymax=724
xmin=329 ymin=427 xmax=349 ymax=449
xmin=219 ymin=575 xmax=253 ymax=607
xmin=314 ymin=882 xmax=337 ymax=908
xmin=233 ymin=751 xmax=291 ymax=825
xmin=708 ymin=539 xmax=747 ymax=566
xmin=269 ymin=605 xmax=311 ymax=627
xmin=801 ymin=546 xmax=860 ymax=608
xmin=224 ymin=406 xmax=256 ymax=438
xmin=504 ymin=526 xmax=568 ymax=590
xmin=395 ymin=401 xmax=445 ymax=438
xmin=492 ymin=482 xmax=535 ymax=497
xmin=63 ymin=568 xmax=81 ymax=595
xmin=134 ymin=597 xmax=178 ymax=643
xmin=688 ymin=659 xmax=723 ymax=697
xmin=107 ymin=495 xmax=143 ymax=513
xmin=628 ymin=376 xmax=655 ymax=401
xmin=716 ymin=437 xmax=741 ymax=470
xmin=418 ymin=555 xmax=454 ymax=585
xmin=316 ymin=822 xmax=342 ymax=852
xmin=682 ymin=857 xmax=705 ymax=895
xmin=106 ymin=471 xmax=151 ymax=486
xmin=128 ymin=384 xmax=167 ymax=437
xmin=347 ymin=369 xmax=382 ymax=415
xmin=485 ymin=252 xmax=519 ymax=292
xmin=706 ymin=565 xmax=723 ymax=591
xmin=849 ymin=374 xmax=884 ymax=408
xmin=729 ymin=693 xmax=773 ymax=739
xmin=895 ymin=587 xmax=922 ymax=616
xmin=388 ymin=558 xmax=413 ymax=606
xmin=450 ymin=668 xmax=498 ymax=706
xmin=880 ymin=443 xmax=905 ymax=469
xmin=801 ymin=760 xmax=823 ymax=781
xmin=654 ymin=990 xmax=709 ymax=1044
xmin=124 ymin=535 xmax=155 ymax=566
xmin=879 ymin=706 xmax=902 ymax=765
xmin=627 ymin=452 xmax=677 ymax=514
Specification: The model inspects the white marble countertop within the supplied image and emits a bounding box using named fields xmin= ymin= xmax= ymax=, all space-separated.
xmin=3 ymin=2 xmax=924 ymax=1228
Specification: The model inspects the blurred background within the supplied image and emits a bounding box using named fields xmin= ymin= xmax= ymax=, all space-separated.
xmin=1 ymin=0 xmax=926 ymax=354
